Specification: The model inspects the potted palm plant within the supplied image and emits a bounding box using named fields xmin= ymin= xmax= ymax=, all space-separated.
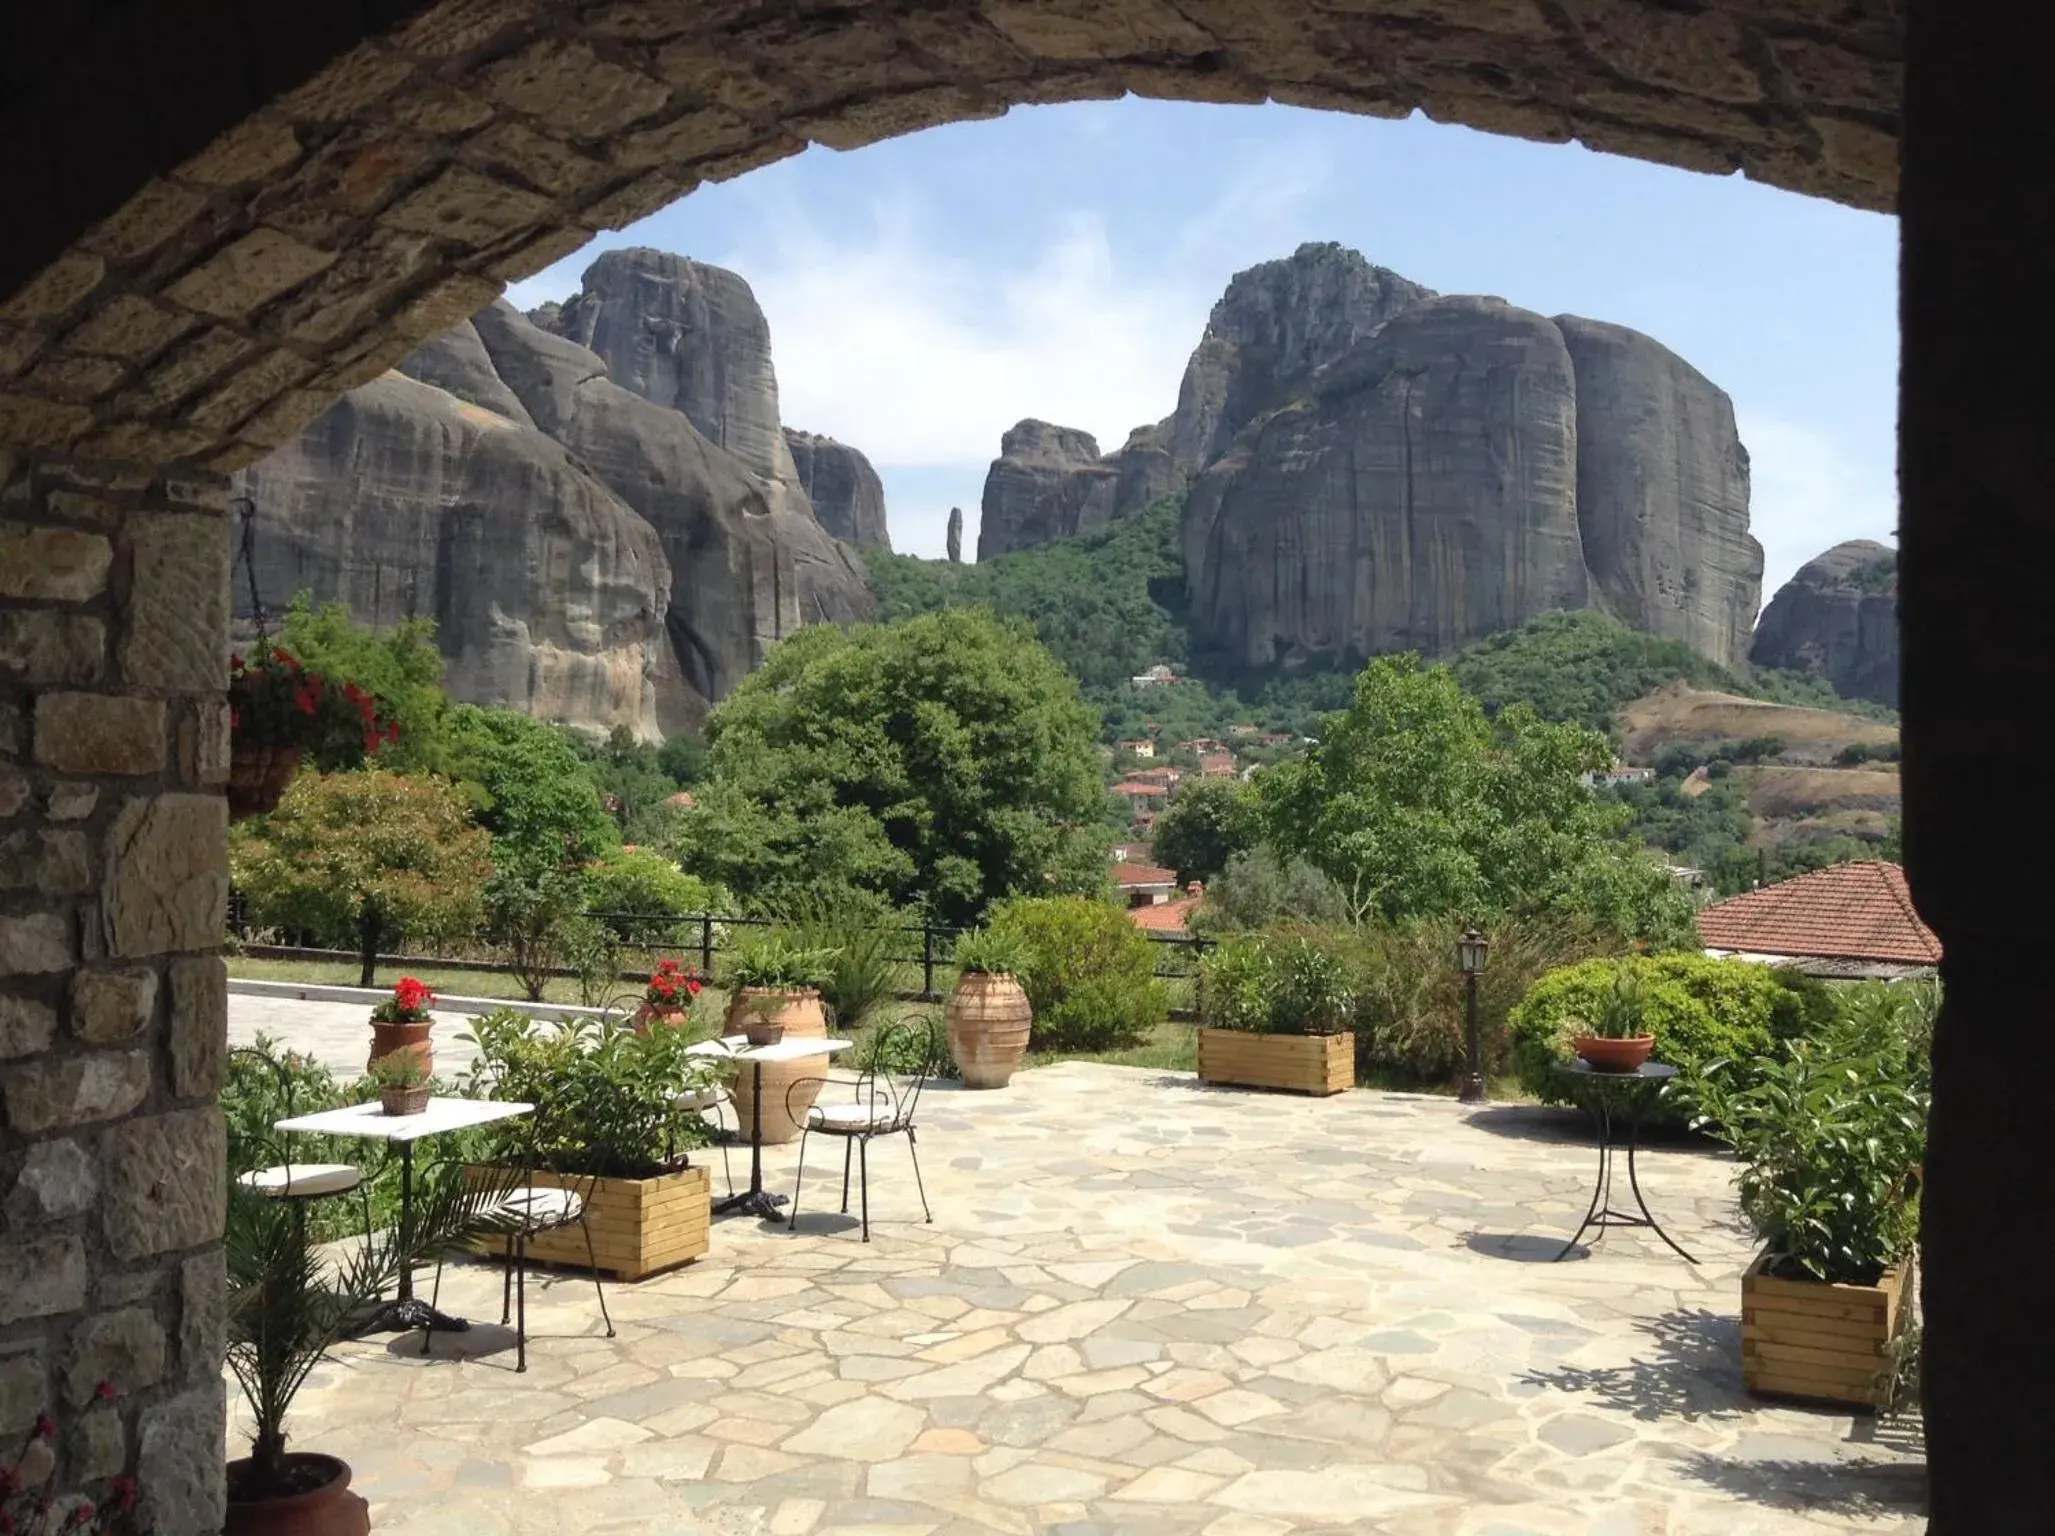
xmin=722 ymin=934 xmax=837 ymax=1144
xmin=1197 ymin=930 xmax=1356 ymax=1095
xmin=1571 ymin=970 xmax=1655 ymax=1073
xmin=224 ymin=1166 xmax=508 ymax=1534
xmin=367 ymin=976 xmax=436 ymax=1077
xmin=461 ymin=1008 xmax=719 ymax=1280
xmin=947 ymin=927 xmax=1032 ymax=1089
xmin=1688 ymin=981 xmax=1932 ymax=1407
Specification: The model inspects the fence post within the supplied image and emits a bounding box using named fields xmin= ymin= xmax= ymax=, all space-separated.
xmin=700 ymin=913 xmax=715 ymax=979
xmin=922 ymin=923 xmax=937 ymax=1002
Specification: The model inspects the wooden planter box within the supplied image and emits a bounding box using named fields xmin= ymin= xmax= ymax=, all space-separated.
xmin=1741 ymin=1249 xmax=1906 ymax=1407
xmin=465 ymin=1164 xmax=710 ymax=1282
xmin=1197 ymin=1028 xmax=1354 ymax=1096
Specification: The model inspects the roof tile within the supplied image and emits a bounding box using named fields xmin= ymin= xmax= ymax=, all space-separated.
xmin=1698 ymin=861 xmax=1940 ymax=965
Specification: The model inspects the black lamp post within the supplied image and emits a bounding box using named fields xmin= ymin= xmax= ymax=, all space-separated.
xmin=1457 ymin=924 xmax=1490 ymax=1104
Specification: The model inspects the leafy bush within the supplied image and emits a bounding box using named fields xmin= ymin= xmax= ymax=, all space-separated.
xmin=1198 ymin=928 xmax=1354 ymax=1035
xmin=852 ymin=1009 xmax=952 ymax=1078
xmin=461 ymin=1008 xmax=717 ymax=1179
xmin=1191 ymin=845 xmax=1351 ymax=934
xmin=771 ymin=892 xmax=905 ymax=1028
xmin=482 ymin=862 xmax=595 ymax=1002
xmin=987 ymin=895 xmax=1167 ymax=1052
xmin=1686 ymin=984 xmax=1932 ymax=1283
xmin=1507 ymin=953 xmax=1829 ymax=1126
xmin=588 ymin=849 xmax=725 ymax=938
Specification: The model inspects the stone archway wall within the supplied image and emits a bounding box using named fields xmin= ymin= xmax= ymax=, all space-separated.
xmin=0 ymin=0 xmax=1900 ymax=473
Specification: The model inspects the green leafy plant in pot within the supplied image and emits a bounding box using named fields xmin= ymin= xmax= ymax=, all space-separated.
xmin=367 ymin=975 xmax=435 ymax=1078
xmin=1571 ymin=968 xmax=1655 ymax=1073
xmin=947 ymin=927 xmax=1033 ymax=1089
xmin=369 ymin=1048 xmax=430 ymax=1115
xmin=224 ymin=1167 xmax=514 ymax=1533
xmin=721 ymin=933 xmax=838 ymax=1141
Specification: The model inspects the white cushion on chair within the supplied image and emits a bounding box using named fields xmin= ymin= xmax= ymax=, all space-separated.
xmin=237 ymin=1164 xmax=362 ymax=1199
xmin=674 ymin=1086 xmax=725 ymax=1111
xmin=806 ymin=1102 xmax=903 ymax=1134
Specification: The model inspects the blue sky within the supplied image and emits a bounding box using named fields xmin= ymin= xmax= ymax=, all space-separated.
xmin=507 ymin=98 xmax=1898 ymax=603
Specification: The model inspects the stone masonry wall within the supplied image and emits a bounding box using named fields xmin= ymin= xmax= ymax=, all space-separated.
xmin=0 ymin=452 xmax=230 ymax=1535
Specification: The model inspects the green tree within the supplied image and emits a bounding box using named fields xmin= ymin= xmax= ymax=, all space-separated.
xmin=445 ymin=706 xmax=618 ymax=872
xmin=1151 ymin=777 xmax=1258 ymax=886
xmin=230 ymin=771 xmax=491 ymax=983
xmin=270 ymin=593 xmax=455 ymax=772
xmin=986 ymin=895 xmax=1168 ymax=1052
xmin=672 ymin=610 xmax=1110 ymax=924
xmin=1259 ymin=654 xmax=1696 ymax=944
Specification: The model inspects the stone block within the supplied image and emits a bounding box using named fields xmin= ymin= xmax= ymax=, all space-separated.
xmin=177 ymin=700 xmax=232 ymax=787
xmin=65 ymin=1308 xmax=166 ymax=1406
xmin=62 ymin=295 xmax=198 ymax=360
xmin=47 ymin=783 xmax=97 ymax=821
xmin=0 ymin=253 xmax=106 ymax=324
xmin=2 ymin=1050 xmax=151 ymax=1133
xmin=96 ymin=1269 xmax=162 ymax=1307
xmin=0 ymin=610 xmax=109 ymax=685
xmin=0 ymin=1236 xmax=88 ymax=1324
xmin=4 ymin=1137 xmax=100 ymax=1222
xmin=179 ymin=116 xmax=304 ymax=187
xmin=82 ymin=179 xmax=208 ymax=264
xmin=122 ymin=327 xmax=255 ymax=416
xmin=0 ymin=993 xmax=58 ymax=1057
xmin=0 ymin=912 xmax=71 ymax=975
xmin=0 ymin=1350 xmax=47 ymax=1434
xmin=34 ymin=694 xmax=166 ymax=776
xmin=26 ymin=352 xmax=129 ymax=404
xmin=120 ymin=514 xmax=231 ymax=692
xmin=0 ymin=523 xmax=113 ymax=600
xmin=187 ymin=348 xmax=320 ymax=437
xmin=102 ymin=1108 xmax=227 ymax=1261
xmin=0 ymin=829 xmax=91 ymax=895
xmin=168 ymin=956 xmax=227 ymax=1099
xmin=71 ymin=967 xmax=158 ymax=1045
xmin=71 ymin=1407 xmax=125 ymax=1480
xmin=1 ymin=705 xmax=20 ymax=758
xmin=480 ymin=40 xmax=672 ymax=139
xmin=0 ymin=765 xmax=25 ymax=814
xmin=101 ymin=795 xmax=227 ymax=957
xmin=166 ymin=229 xmax=339 ymax=322
xmin=139 ymin=1382 xmax=226 ymax=1535
xmin=0 ymin=393 xmax=93 ymax=451
xmin=382 ymin=164 xmax=553 ymax=248
xmin=179 ymin=1251 xmax=225 ymax=1383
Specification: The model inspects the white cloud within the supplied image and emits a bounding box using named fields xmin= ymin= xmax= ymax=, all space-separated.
xmin=1737 ymin=412 xmax=1897 ymax=600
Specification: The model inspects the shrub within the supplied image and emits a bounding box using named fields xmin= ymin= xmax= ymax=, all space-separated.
xmin=770 ymin=893 xmax=906 ymax=1029
xmin=1191 ymin=845 xmax=1351 ymax=933
xmin=482 ymin=862 xmax=594 ymax=1002
xmin=588 ymin=849 xmax=726 ymax=940
xmin=1198 ymin=928 xmax=1354 ymax=1035
xmin=987 ymin=895 xmax=1167 ymax=1052
xmin=1507 ymin=953 xmax=1830 ymax=1126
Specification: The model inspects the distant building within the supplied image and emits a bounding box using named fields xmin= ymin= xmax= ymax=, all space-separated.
xmin=1111 ymin=840 xmax=1156 ymax=864
xmin=1582 ymin=764 xmax=1655 ymax=789
xmin=1131 ymin=664 xmax=1178 ymax=687
xmin=662 ymin=791 xmax=696 ymax=810
xmin=1226 ymin=723 xmax=1261 ymax=738
xmin=1116 ymin=739 xmax=1156 ymax=759
xmin=1128 ymin=766 xmax=1182 ymax=789
xmin=1113 ymin=861 xmax=1181 ymax=908
xmin=1179 ymin=737 xmax=1228 ymax=756
xmin=1698 ymin=861 xmax=1941 ymax=979
xmin=1257 ymin=732 xmax=1296 ymax=748
xmin=1112 ymin=779 xmax=1172 ymax=812
xmin=1130 ymin=881 xmax=1204 ymax=934
xmin=1199 ymin=752 xmax=1237 ymax=777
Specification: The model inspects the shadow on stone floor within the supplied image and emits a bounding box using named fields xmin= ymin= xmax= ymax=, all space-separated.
xmin=1465 ymin=1231 xmax=1580 ymax=1263
xmin=1672 ymin=1449 xmax=1929 ymax=1519
xmin=1517 ymin=1307 xmax=1751 ymax=1422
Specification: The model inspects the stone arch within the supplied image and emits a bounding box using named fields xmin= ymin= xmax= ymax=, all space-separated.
xmin=1 ymin=1 xmax=1899 ymax=473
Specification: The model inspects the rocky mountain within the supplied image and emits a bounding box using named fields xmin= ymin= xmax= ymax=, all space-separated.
xmin=236 ymin=249 xmax=875 ymax=737
xmin=1750 ymin=540 xmax=1899 ymax=706
xmin=979 ymin=243 xmax=1763 ymax=669
xmin=784 ymin=429 xmax=890 ymax=549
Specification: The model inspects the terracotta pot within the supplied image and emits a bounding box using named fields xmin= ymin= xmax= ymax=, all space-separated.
xmin=632 ymin=1002 xmax=694 ymax=1035
xmin=225 ymin=1454 xmax=370 ymax=1536
xmin=745 ymin=1019 xmax=786 ymax=1047
xmin=724 ymin=987 xmax=827 ymax=1144
xmin=367 ymin=1019 xmax=433 ymax=1078
xmin=226 ymin=743 xmax=302 ymax=822
xmin=1574 ymin=1034 xmax=1656 ymax=1073
xmin=947 ymin=972 xmax=1032 ymax=1089
xmin=380 ymin=1083 xmax=430 ymax=1116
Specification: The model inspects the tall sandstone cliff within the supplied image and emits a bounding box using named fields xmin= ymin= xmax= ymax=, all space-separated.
xmin=236 ymin=249 xmax=874 ymax=736
xmin=1750 ymin=540 xmax=1899 ymax=706
xmin=980 ymin=243 xmax=1763 ymax=668
xmin=785 ymin=429 xmax=891 ymax=549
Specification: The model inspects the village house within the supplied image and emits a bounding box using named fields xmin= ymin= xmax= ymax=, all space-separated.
xmin=1130 ymin=663 xmax=1179 ymax=686
xmin=1199 ymin=752 xmax=1238 ymax=777
xmin=1698 ymin=861 xmax=1942 ymax=980
xmin=1116 ymin=738 xmax=1157 ymax=759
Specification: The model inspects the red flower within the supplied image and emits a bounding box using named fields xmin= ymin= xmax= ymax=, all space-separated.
xmin=294 ymin=686 xmax=318 ymax=716
xmin=384 ymin=720 xmax=401 ymax=744
xmin=69 ymin=1501 xmax=94 ymax=1525
xmin=93 ymin=1380 xmax=115 ymax=1401
xmin=111 ymin=1477 xmax=138 ymax=1512
xmin=230 ymin=652 xmax=244 ymax=670
xmin=230 ymin=707 xmax=241 ymax=730
xmin=273 ymin=647 xmax=300 ymax=671
xmin=32 ymin=1415 xmax=54 ymax=1440
xmin=687 ymin=977 xmax=703 ymax=995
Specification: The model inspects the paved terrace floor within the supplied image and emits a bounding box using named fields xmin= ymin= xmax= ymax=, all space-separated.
xmin=229 ymin=998 xmax=1927 ymax=1535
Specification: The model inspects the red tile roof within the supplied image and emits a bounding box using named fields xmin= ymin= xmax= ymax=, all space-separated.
xmin=1113 ymin=862 xmax=1178 ymax=888
xmin=1697 ymin=861 xmax=1941 ymax=965
xmin=1130 ymin=894 xmax=1200 ymax=933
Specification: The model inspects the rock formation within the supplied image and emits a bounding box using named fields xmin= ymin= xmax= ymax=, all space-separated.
xmin=946 ymin=507 xmax=963 ymax=564
xmin=237 ymin=251 xmax=876 ymax=736
xmin=978 ymin=242 xmax=1763 ymax=668
xmin=785 ymin=428 xmax=891 ymax=549
xmin=1750 ymin=540 xmax=1899 ymax=706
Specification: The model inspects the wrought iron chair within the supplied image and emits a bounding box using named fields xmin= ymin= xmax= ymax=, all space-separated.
xmin=417 ymin=1121 xmax=614 ymax=1373
xmin=786 ymin=1016 xmax=937 ymax=1242
xmin=227 ymin=1045 xmax=373 ymax=1236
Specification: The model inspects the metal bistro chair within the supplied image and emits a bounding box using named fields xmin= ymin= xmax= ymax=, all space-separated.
xmin=786 ymin=1017 xmax=936 ymax=1242
xmin=228 ymin=1046 xmax=373 ymax=1236
xmin=417 ymin=1123 xmax=614 ymax=1373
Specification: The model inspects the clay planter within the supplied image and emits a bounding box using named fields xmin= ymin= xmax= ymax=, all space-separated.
xmin=948 ymin=972 xmax=1032 ymax=1089
xmin=225 ymin=1453 xmax=370 ymax=1536
xmin=724 ymin=987 xmax=828 ymax=1144
xmin=1198 ymin=1028 xmax=1355 ymax=1096
xmin=1573 ymin=1034 xmax=1656 ymax=1073
xmin=744 ymin=1019 xmax=786 ymax=1047
xmin=632 ymin=1003 xmax=693 ymax=1034
xmin=380 ymin=1084 xmax=429 ymax=1116
xmin=1742 ymin=1250 xmax=1908 ymax=1407
xmin=226 ymin=743 xmax=302 ymax=822
xmin=467 ymin=1164 xmax=710 ymax=1281
xmin=367 ymin=1020 xmax=433 ymax=1077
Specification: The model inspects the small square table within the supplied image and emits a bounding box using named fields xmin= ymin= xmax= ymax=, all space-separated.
xmin=688 ymin=1037 xmax=852 ymax=1221
xmin=274 ymin=1096 xmax=533 ymax=1333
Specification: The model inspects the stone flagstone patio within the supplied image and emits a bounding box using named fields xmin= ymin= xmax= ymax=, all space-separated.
xmin=240 ymin=1057 xmax=1928 ymax=1535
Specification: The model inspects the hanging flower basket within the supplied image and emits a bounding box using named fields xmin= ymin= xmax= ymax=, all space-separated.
xmin=227 ymin=646 xmax=400 ymax=822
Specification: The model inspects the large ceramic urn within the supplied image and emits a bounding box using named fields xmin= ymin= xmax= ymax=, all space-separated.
xmin=724 ymin=987 xmax=829 ymax=1143
xmin=947 ymin=971 xmax=1032 ymax=1089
